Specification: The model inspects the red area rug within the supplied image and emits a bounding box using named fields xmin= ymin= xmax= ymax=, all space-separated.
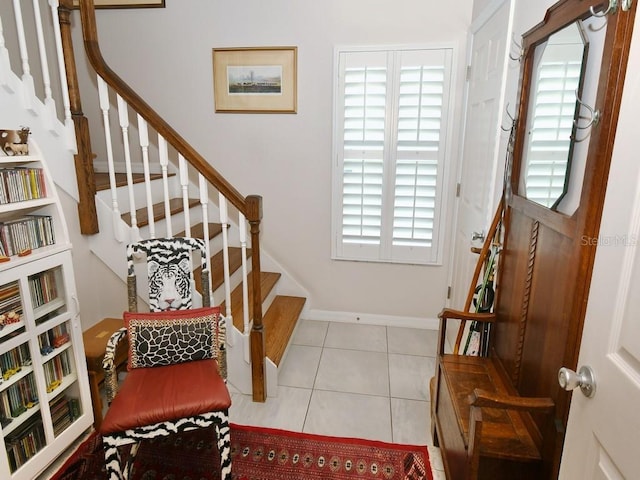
xmin=51 ymin=423 xmax=432 ymax=480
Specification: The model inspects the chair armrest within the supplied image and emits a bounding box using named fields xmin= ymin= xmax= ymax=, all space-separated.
xmin=438 ymin=308 xmax=496 ymax=323
xmin=437 ymin=309 xmax=496 ymax=355
xmin=468 ymin=388 xmax=555 ymax=413
xmin=102 ymin=327 xmax=127 ymax=403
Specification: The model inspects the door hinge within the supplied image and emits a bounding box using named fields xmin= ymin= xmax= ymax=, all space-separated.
xmin=466 ymin=65 xmax=472 ymax=81
xmin=447 ymin=286 xmax=452 ymax=299
xmin=456 ymin=183 xmax=461 ymax=197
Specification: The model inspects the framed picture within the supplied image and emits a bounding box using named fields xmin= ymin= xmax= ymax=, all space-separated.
xmin=72 ymin=0 xmax=165 ymax=8
xmin=212 ymin=47 xmax=297 ymax=113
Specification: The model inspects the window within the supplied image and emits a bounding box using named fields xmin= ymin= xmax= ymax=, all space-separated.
xmin=332 ymin=46 xmax=454 ymax=265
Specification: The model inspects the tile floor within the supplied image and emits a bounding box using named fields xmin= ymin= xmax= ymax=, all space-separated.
xmin=228 ymin=319 xmax=446 ymax=479
xmin=40 ymin=319 xmax=446 ymax=479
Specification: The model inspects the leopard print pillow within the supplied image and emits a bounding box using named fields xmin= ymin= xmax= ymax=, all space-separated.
xmin=125 ymin=306 xmax=220 ymax=370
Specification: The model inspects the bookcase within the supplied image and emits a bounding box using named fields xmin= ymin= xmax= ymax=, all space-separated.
xmin=0 ymin=139 xmax=93 ymax=479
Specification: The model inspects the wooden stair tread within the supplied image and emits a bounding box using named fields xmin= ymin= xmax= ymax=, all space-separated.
xmin=175 ymin=222 xmax=223 ymax=240
xmin=202 ymin=247 xmax=252 ymax=292
xmin=94 ymin=172 xmax=167 ymax=191
xmin=222 ymin=271 xmax=281 ymax=332
xmin=121 ymin=197 xmax=199 ymax=227
xmin=263 ymin=296 xmax=306 ymax=366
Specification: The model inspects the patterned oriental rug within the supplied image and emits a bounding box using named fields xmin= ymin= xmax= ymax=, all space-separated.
xmin=50 ymin=423 xmax=432 ymax=480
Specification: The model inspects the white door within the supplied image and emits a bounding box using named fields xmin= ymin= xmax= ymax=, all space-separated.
xmin=449 ymin=0 xmax=512 ymax=312
xmin=559 ymin=10 xmax=640 ymax=479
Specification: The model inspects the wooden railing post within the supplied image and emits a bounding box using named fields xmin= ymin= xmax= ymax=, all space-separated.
xmin=247 ymin=195 xmax=266 ymax=402
xmin=58 ymin=0 xmax=98 ymax=234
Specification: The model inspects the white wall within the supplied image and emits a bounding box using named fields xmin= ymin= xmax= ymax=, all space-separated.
xmin=70 ymin=0 xmax=473 ymax=323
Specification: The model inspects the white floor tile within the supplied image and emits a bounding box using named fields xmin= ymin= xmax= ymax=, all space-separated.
xmin=230 ymin=386 xmax=311 ymax=432
xmin=292 ymin=319 xmax=329 ymax=347
xmin=315 ymin=348 xmax=389 ymax=396
xmin=389 ymin=353 xmax=434 ymax=401
xmin=390 ymin=397 xmax=431 ymax=445
xmin=304 ymin=389 xmax=392 ymax=442
xmin=427 ymin=445 xmax=445 ymax=471
xmin=388 ymin=326 xmax=439 ymax=357
xmin=278 ymin=344 xmax=322 ymax=389
xmin=324 ymin=322 xmax=387 ymax=352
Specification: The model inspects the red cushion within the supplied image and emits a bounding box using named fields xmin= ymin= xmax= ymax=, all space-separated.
xmin=100 ymin=359 xmax=231 ymax=434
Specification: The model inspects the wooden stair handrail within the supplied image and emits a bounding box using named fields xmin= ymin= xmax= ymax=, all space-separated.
xmin=76 ymin=0 xmax=247 ymax=216
xmin=74 ymin=0 xmax=267 ymax=401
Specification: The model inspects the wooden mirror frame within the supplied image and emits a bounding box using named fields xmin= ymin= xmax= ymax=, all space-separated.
xmin=509 ymin=0 xmax=635 ymax=233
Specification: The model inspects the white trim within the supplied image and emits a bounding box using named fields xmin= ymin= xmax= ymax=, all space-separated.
xmin=302 ymin=308 xmax=439 ymax=331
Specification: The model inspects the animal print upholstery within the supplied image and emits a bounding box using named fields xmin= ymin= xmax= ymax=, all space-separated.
xmin=127 ymin=237 xmax=208 ymax=312
xmin=125 ymin=307 xmax=219 ymax=369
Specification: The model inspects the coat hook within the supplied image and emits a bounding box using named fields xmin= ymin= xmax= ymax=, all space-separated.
xmin=572 ymin=91 xmax=601 ymax=142
xmin=591 ymin=0 xmax=619 ymax=17
xmin=621 ymin=0 xmax=634 ymax=11
xmin=501 ymin=103 xmax=517 ymax=132
xmin=574 ymin=91 xmax=601 ymax=130
xmin=509 ymin=33 xmax=523 ymax=62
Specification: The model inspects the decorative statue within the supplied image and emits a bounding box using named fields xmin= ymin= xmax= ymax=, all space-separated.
xmin=0 ymin=127 xmax=30 ymax=156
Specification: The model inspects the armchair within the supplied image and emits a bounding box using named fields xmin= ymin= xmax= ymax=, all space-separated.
xmin=99 ymin=237 xmax=232 ymax=480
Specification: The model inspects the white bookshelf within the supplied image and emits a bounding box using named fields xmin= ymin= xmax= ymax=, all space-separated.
xmin=0 ymin=139 xmax=92 ymax=479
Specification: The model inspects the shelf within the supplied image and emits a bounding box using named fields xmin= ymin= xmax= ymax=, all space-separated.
xmin=0 ymin=198 xmax=56 ymax=216
xmin=33 ymin=298 xmax=65 ymax=324
xmin=0 ymin=365 xmax=34 ymax=393
xmin=1 ymin=403 xmax=42 ymax=437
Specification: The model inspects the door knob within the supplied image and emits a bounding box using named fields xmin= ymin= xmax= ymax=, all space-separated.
xmin=472 ymin=231 xmax=485 ymax=241
xmin=558 ymin=365 xmax=596 ymax=398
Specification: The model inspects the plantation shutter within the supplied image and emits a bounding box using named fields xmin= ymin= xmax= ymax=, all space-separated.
xmin=392 ymin=49 xmax=451 ymax=259
xmin=333 ymin=47 xmax=453 ymax=265
xmin=340 ymin=51 xmax=388 ymax=250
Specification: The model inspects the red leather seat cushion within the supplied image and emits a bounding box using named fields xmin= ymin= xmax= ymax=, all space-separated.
xmin=100 ymin=359 xmax=231 ymax=434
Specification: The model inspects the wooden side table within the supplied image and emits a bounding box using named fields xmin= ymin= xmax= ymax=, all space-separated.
xmin=83 ymin=317 xmax=128 ymax=431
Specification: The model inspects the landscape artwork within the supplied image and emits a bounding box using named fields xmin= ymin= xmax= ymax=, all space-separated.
xmin=227 ymin=66 xmax=283 ymax=95
xmin=213 ymin=47 xmax=297 ymax=113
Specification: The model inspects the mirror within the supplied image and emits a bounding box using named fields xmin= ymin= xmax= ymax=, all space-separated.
xmin=519 ymin=20 xmax=588 ymax=210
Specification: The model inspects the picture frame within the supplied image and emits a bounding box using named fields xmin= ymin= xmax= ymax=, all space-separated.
xmin=212 ymin=47 xmax=297 ymax=113
xmin=72 ymin=0 xmax=165 ymax=8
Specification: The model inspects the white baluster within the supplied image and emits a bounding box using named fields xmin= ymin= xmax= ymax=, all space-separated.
xmin=32 ymin=0 xmax=55 ymax=129
xmin=12 ymin=0 xmax=36 ymax=111
xmin=98 ymin=77 xmax=124 ymax=242
xmin=49 ymin=0 xmax=75 ymax=145
xmin=179 ymin=154 xmax=191 ymax=237
xmin=219 ymin=194 xmax=232 ymax=321
xmin=199 ymin=175 xmax=214 ymax=306
xmin=137 ymin=115 xmax=155 ymax=238
xmin=117 ymin=94 xmax=139 ymax=242
xmin=0 ymin=16 xmax=15 ymax=92
xmin=158 ymin=135 xmax=173 ymax=237
xmin=239 ymin=212 xmax=250 ymax=342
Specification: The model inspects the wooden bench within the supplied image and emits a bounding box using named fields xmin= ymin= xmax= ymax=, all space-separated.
xmin=431 ymin=309 xmax=555 ymax=480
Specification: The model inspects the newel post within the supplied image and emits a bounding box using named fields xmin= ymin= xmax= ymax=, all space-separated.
xmin=246 ymin=195 xmax=266 ymax=402
xmin=58 ymin=0 xmax=99 ymax=234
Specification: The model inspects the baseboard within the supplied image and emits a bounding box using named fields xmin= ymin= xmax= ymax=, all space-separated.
xmin=301 ymin=309 xmax=438 ymax=330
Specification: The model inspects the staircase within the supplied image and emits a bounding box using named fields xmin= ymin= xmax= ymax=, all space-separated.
xmin=93 ymin=171 xmax=307 ymax=398
xmin=0 ymin=0 xmax=306 ymax=401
